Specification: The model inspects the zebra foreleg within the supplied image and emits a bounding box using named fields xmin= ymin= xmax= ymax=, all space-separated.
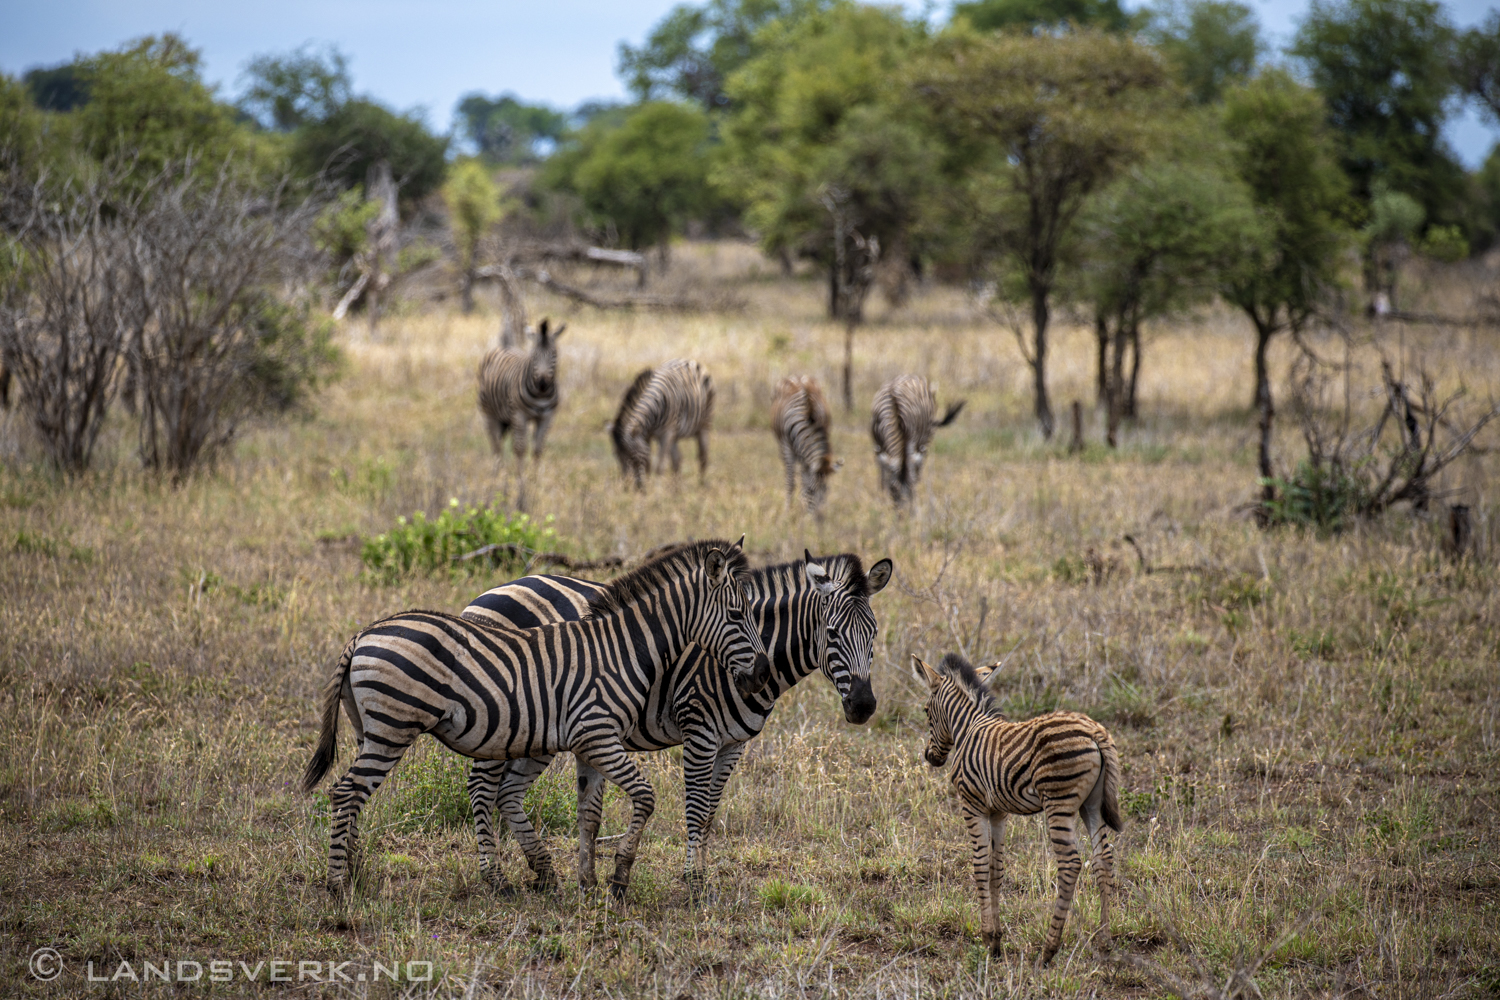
xmin=574 ymin=743 xmax=656 ymax=900
xmin=682 ymin=739 xmax=746 ymax=897
xmin=467 ymin=759 xmax=512 ymax=892
xmin=695 ymin=428 xmax=710 ymax=482
xmin=511 ymin=420 xmax=530 ymax=511
xmin=495 ymin=756 xmax=558 ymax=890
xmin=575 ymin=761 xmax=609 ymax=890
xmin=960 ymin=799 xmax=1001 ymax=955
xmin=778 ymin=440 xmax=798 ymax=506
xmin=325 ymin=737 xmax=415 ymax=894
xmin=679 ymin=733 xmax=720 ymax=897
xmin=530 ymin=410 xmax=555 ymax=461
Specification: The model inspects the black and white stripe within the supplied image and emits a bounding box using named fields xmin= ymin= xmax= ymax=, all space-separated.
xmin=302 ymin=539 xmax=770 ymax=899
xmin=912 ymin=652 xmax=1122 ymax=965
xmin=609 ymin=358 xmax=714 ymax=489
xmin=462 ymin=549 xmax=894 ymax=891
xmin=478 ymin=318 xmax=563 ymax=463
xmin=871 ymin=375 xmax=964 ymax=504
xmin=772 ymin=376 xmax=839 ymax=512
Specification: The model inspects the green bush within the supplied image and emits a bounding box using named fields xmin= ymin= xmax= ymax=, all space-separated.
xmin=1259 ymin=459 xmax=1372 ymax=533
xmin=360 ymin=498 xmax=557 ymax=584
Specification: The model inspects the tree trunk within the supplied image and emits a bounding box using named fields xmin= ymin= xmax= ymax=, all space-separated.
xmin=1125 ymin=324 xmax=1141 ymax=420
xmin=1254 ymin=323 xmax=1276 ymax=505
xmin=1094 ymin=315 xmax=1109 ymax=407
xmin=843 ymin=319 xmax=856 ymax=414
xmin=461 ymin=266 xmax=475 ymax=314
xmin=828 ymin=259 xmax=840 ymax=320
xmin=1107 ymin=320 xmax=1127 ymax=448
xmin=494 ymin=262 xmax=527 ymax=349
xmin=1031 ymin=286 xmax=1053 ymax=438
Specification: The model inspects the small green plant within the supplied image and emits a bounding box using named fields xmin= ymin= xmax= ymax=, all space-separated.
xmin=1259 ymin=459 xmax=1372 ymax=533
xmin=1100 ymin=674 xmax=1155 ymax=728
xmin=360 ymin=498 xmax=558 ymax=584
xmin=759 ymin=879 xmax=824 ymax=911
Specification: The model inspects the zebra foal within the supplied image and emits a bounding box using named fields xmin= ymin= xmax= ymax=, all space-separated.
xmin=610 ymin=358 xmax=714 ymax=489
xmin=871 ymin=375 xmax=963 ymax=504
xmin=912 ymin=652 xmax=1123 ymax=965
xmin=478 ymin=317 xmax=563 ymax=465
xmin=461 ymin=549 xmax=893 ymax=893
xmin=301 ymin=539 xmax=770 ymax=898
xmin=772 ymin=376 xmax=840 ymax=512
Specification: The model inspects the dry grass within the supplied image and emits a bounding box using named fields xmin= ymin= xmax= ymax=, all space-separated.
xmin=1 ymin=242 xmax=1498 ymax=998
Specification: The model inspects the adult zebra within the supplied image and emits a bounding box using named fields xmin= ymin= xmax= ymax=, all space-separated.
xmin=871 ymin=375 xmax=965 ymax=505
xmin=772 ymin=376 xmax=840 ymax=513
xmin=478 ymin=317 xmax=564 ymax=468
xmin=302 ymin=539 xmax=771 ymax=898
xmin=610 ymin=358 xmax=714 ymax=489
xmin=461 ymin=548 xmax=893 ymax=893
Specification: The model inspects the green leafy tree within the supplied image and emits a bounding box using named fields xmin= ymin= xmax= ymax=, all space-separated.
xmin=952 ymin=0 xmax=1132 ymax=34
xmin=1142 ymin=0 xmax=1261 ymax=104
xmin=1292 ymin=0 xmax=1463 ymax=225
xmin=1079 ymin=155 xmax=1257 ymax=436
xmin=73 ymin=35 xmax=256 ymax=178
xmin=618 ymin=0 xmax=832 ymax=109
xmin=0 ymin=73 xmax=46 ymax=184
xmin=237 ymin=44 xmax=352 ymax=131
xmin=1219 ymin=70 xmax=1349 ymax=501
xmin=292 ymin=98 xmax=448 ymax=206
xmin=443 ymin=159 xmax=505 ymax=312
xmin=546 ymin=101 xmax=714 ymax=256
xmin=1455 ymin=12 xmax=1500 ymax=125
xmin=455 ymin=93 xmax=568 ymax=163
xmin=912 ymin=28 xmax=1172 ymax=437
xmin=22 ymin=62 xmax=90 ymax=112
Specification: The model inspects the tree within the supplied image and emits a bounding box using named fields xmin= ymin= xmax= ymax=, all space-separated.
xmin=1219 ymin=70 xmax=1349 ymax=504
xmin=1078 ymin=155 xmax=1256 ymax=440
xmin=22 ymin=62 xmax=90 ymax=112
xmin=618 ymin=0 xmax=831 ymax=109
xmin=719 ymin=1 xmax=935 ymax=408
xmin=546 ymin=101 xmax=714 ymax=258
xmin=1292 ymin=0 xmax=1463 ymax=225
xmin=238 ymin=44 xmax=352 ymax=131
xmin=952 ymin=0 xmax=1132 ymax=33
xmin=455 ymin=93 xmax=568 ymax=163
xmin=443 ymin=159 xmax=504 ymax=312
xmin=1142 ymin=0 xmax=1261 ymax=104
xmin=1455 ymin=12 xmax=1500 ymax=125
xmin=292 ymin=98 xmax=448 ymax=206
xmin=912 ymin=28 xmax=1172 ymax=437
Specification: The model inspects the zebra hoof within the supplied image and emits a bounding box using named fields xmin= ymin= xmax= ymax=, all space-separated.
xmin=530 ymin=875 xmax=558 ymax=894
xmin=1037 ymin=947 xmax=1057 ymax=968
xmin=607 ymin=878 xmax=630 ymax=901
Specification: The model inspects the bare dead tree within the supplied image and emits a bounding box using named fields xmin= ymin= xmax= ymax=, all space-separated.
xmin=125 ymin=161 xmax=329 ymax=480
xmin=0 ymin=167 xmax=148 ymax=472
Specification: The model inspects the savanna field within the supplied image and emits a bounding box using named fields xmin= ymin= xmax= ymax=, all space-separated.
xmin=1 ymin=244 xmax=1497 ymax=998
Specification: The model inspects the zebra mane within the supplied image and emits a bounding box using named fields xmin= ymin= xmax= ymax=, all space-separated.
xmin=610 ymin=367 xmax=654 ymax=458
xmin=772 ymin=552 xmax=869 ymax=597
xmin=937 ymin=652 xmax=997 ymax=714
xmin=584 ymin=538 xmax=750 ymax=619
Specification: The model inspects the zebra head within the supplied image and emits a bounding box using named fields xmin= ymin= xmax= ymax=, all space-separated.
xmin=804 ymin=552 xmax=892 ymax=725
xmin=911 ymin=652 xmax=999 ymax=767
xmin=698 ymin=537 xmax=772 ymax=697
xmin=527 ymin=318 xmax=564 ymax=398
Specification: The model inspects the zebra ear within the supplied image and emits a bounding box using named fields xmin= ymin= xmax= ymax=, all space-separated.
xmin=980 ymin=663 xmax=1006 ymax=689
xmin=732 ymin=534 xmax=746 ymax=552
xmin=911 ymin=654 xmax=942 ymax=691
xmin=866 ymin=559 xmax=893 ymax=595
xmin=704 ymin=546 xmax=728 ymax=584
xmin=804 ymin=554 xmax=835 ymax=596
xmin=551 ymin=322 xmax=566 ymax=340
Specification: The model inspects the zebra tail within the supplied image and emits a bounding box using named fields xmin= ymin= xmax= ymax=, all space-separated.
xmin=302 ymin=635 xmax=356 ymax=792
xmin=937 ymin=400 xmax=967 ymax=427
xmin=1098 ymin=728 xmax=1124 ymax=833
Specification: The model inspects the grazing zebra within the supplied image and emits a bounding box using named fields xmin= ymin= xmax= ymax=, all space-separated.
xmin=462 ymin=549 xmax=893 ymax=892
xmin=478 ymin=318 xmax=564 ymax=465
xmin=912 ymin=653 xmax=1122 ymax=965
xmin=609 ymin=358 xmax=714 ymax=489
xmin=301 ymin=539 xmax=771 ymax=898
xmin=871 ymin=375 xmax=964 ymax=504
xmin=772 ymin=376 xmax=840 ymax=512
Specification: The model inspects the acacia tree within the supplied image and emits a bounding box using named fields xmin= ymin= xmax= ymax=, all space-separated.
xmin=912 ymin=28 xmax=1171 ymax=437
xmin=1219 ymin=70 xmax=1348 ymax=503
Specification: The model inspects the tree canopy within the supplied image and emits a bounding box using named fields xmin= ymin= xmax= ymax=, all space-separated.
xmin=1142 ymin=0 xmax=1261 ymax=104
xmin=238 ymin=45 xmax=353 ymax=132
xmin=952 ymin=0 xmax=1133 ymax=33
xmin=291 ymin=98 xmax=448 ymax=206
xmin=455 ymin=93 xmax=569 ymax=163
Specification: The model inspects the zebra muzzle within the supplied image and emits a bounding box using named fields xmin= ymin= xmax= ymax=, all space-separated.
xmin=842 ymin=678 xmax=877 ymax=725
xmin=734 ymin=652 xmax=771 ymax=697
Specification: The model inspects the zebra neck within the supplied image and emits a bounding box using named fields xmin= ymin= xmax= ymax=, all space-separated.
xmin=747 ymin=563 xmax=821 ymax=695
xmin=942 ymin=690 xmax=991 ymax=743
xmin=580 ymin=591 xmax=692 ymax=668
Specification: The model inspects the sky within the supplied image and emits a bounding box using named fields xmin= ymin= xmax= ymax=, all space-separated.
xmin=0 ymin=0 xmax=1495 ymax=167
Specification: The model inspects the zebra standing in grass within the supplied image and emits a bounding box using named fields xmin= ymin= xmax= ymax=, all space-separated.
xmin=461 ymin=548 xmax=893 ymax=893
xmin=871 ymin=375 xmax=964 ymax=505
xmin=912 ymin=652 xmax=1122 ymax=965
xmin=302 ymin=539 xmax=771 ymax=898
xmin=609 ymin=358 xmax=714 ymax=489
xmin=772 ymin=376 xmax=840 ymax=512
xmin=478 ymin=318 xmax=564 ymax=485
